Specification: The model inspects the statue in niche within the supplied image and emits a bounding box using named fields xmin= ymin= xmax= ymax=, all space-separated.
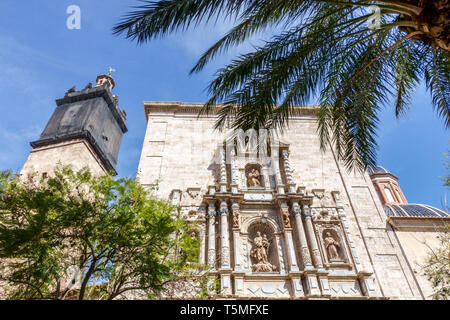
xmin=247 ymin=168 xmax=261 ymax=187
xmin=281 ymin=207 xmax=291 ymax=228
xmin=324 ymin=232 xmax=341 ymax=261
xmin=249 ymin=231 xmax=276 ymax=272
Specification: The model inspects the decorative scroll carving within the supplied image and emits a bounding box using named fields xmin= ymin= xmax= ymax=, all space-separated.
xmin=208 ymin=249 xmax=216 ymax=266
xmin=232 ymin=207 xmax=240 ymax=228
xmin=313 ymin=189 xmax=325 ymax=199
xmin=221 ymin=246 xmax=230 ymax=266
xmin=281 ymin=149 xmax=294 ymax=186
xmin=312 ymin=208 xmax=339 ymax=222
xmin=302 ymin=247 xmax=312 ymax=265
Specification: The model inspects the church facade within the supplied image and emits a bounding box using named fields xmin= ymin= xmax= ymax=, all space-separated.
xmin=136 ymin=101 xmax=448 ymax=299
xmin=19 ymin=74 xmax=449 ymax=300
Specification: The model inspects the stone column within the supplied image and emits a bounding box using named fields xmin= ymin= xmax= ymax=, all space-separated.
xmin=199 ymin=220 xmax=207 ymax=265
xmin=262 ymin=165 xmax=271 ymax=190
xmin=275 ymin=234 xmax=287 ymax=274
xmin=272 ymin=157 xmax=285 ymax=194
xmin=219 ymin=148 xmax=227 ymax=192
xmin=219 ymin=201 xmax=231 ymax=269
xmin=292 ymin=202 xmax=313 ymax=269
xmin=207 ymin=203 xmax=217 ymax=270
xmin=280 ymin=202 xmax=299 ymax=272
xmin=230 ymin=150 xmax=239 ymax=193
xmin=281 ymin=149 xmax=296 ymax=193
xmin=170 ymin=189 xmax=181 ymax=208
xmin=303 ymin=204 xmax=323 ymax=268
xmin=231 ymin=202 xmax=242 ymax=271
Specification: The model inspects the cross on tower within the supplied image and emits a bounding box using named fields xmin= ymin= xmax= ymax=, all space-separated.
xmin=108 ymin=67 xmax=116 ymax=76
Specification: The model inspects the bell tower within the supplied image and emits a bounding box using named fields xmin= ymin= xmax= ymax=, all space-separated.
xmin=20 ymin=71 xmax=128 ymax=176
xmin=368 ymin=166 xmax=408 ymax=206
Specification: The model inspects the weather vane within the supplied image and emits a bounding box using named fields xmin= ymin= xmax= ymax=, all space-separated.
xmin=108 ymin=67 xmax=116 ymax=76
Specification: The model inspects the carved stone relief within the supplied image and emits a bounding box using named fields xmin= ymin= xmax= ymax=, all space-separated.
xmin=247 ymin=168 xmax=261 ymax=187
xmin=249 ymin=231 xmax=276 ymax=272
xmin=324 ymin=232 xmax=342 ymax=261
xmin=232 ymin=207 xmax=240 ymax=228
xmin=315 ymin=224 xmax=349 ymax=265
xmin=247 ymin=222 xmax=279 ymax=272
xmin=312 ymin=208 xmax=339 ymax=222
xmin=311 ymin=189 xmax=336 ymax=207
xmin=245 ymin=164 xmax=264 ymax=188
xmin=180 ymin=187 xmax=203 ymax=206
xmin=280 ymin=206 xmax=291 ymax=228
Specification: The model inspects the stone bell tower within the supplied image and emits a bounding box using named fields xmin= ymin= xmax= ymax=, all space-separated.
xmin=20 ymin=71 xmax=128 ymax=176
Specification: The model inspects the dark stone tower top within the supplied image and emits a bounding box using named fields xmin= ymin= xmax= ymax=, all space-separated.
xmin=30 ymin=72 xmax=128 ymax=175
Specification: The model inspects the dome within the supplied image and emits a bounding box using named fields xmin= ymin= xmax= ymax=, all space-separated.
xmin=367 ymin=165 xmax=391 ymax=175
xmin=385 ymin=204 xmax=450 ymax=218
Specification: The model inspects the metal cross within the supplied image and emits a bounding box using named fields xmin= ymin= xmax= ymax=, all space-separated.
xmin=108 ymin=67 xmax=116 ymax=75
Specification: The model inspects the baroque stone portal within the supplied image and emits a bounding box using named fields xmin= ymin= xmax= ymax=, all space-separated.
xmin=249 ymin=231 xmax=276 ymax=272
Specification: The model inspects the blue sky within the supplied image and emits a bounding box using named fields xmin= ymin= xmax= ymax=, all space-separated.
xmin=0 ymin=1 xmax=448 ymax=209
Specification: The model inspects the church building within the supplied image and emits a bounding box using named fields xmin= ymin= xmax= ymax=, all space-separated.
xmin=20 ymin=74 xmax=449 ymax=299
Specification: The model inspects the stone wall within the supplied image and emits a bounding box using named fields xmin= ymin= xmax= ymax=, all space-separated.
xmin=137 ymin=102 xmax=424 ymax=299
xmin=20 ymin=139 xmax=107 ymax=176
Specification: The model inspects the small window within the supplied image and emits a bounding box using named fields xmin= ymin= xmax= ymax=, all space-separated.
xmin=384 ymin=187 xmax=395 ymax=203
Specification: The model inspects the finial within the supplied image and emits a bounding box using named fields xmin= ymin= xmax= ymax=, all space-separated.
xmin=65 ymin=85 xmax=76 ymax=97
xmin=108 ymin=67 xmax=116 ymax=76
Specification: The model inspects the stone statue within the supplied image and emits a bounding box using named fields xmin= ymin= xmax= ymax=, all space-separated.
xmin=324 ymin=232 xmax=341 ymax=261
xmin=65 ymin=85 xmax=76 ymax=96
xmin=247 ymin=168 xmax=261 ymax=187
xmin=249 ymin=231 xmax=275 ymax=272
xmin=281 ymin=207 xmax=291 ymax=228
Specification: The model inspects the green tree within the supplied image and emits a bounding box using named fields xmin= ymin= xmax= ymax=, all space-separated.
xmin=423 ymin=152 xmax=450 ymax=300
xmin=0 ymin=166 xmax=205 ymax=300
xmin=114 ymin=0 xmax=449 ymax=170
xmin=423 ymin=224 xmax=450 ymax=300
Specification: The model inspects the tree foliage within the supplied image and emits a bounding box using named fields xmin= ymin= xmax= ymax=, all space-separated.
xmin=0 ymin=166 xmax=205 ymax=300
xmin=423 ymin=152 xmax=450 ymax=300
xmin=114 ymin=0 xmax=449 ymax=170
xmin=423 ymin=224 xmax=450 ymax=300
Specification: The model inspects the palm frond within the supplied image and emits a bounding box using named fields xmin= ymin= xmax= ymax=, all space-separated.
xmin=116 ymin=0 xmax=450 ymax=170
xmin=425 ymin=49 xmax=450 ymax=128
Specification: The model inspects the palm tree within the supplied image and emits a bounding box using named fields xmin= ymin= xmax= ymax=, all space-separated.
xmin=114 ymin=0 xmax=449 ymax=170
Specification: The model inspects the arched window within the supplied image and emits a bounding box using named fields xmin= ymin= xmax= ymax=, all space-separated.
xmin=384 ymin=187 xmax=395 ymax=203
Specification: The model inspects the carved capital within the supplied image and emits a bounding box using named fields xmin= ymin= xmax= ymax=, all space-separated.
xmin=292 ymin=202 xmax=301 ymax=216
xmin=208 ymin=204 xmax=216 ymax=218
xmin=302 ymin=205 xmax=312 ymax=217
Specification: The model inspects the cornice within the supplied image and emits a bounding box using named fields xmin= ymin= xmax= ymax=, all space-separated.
xmin=143 ymin=101 xmax=320 ymax=122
